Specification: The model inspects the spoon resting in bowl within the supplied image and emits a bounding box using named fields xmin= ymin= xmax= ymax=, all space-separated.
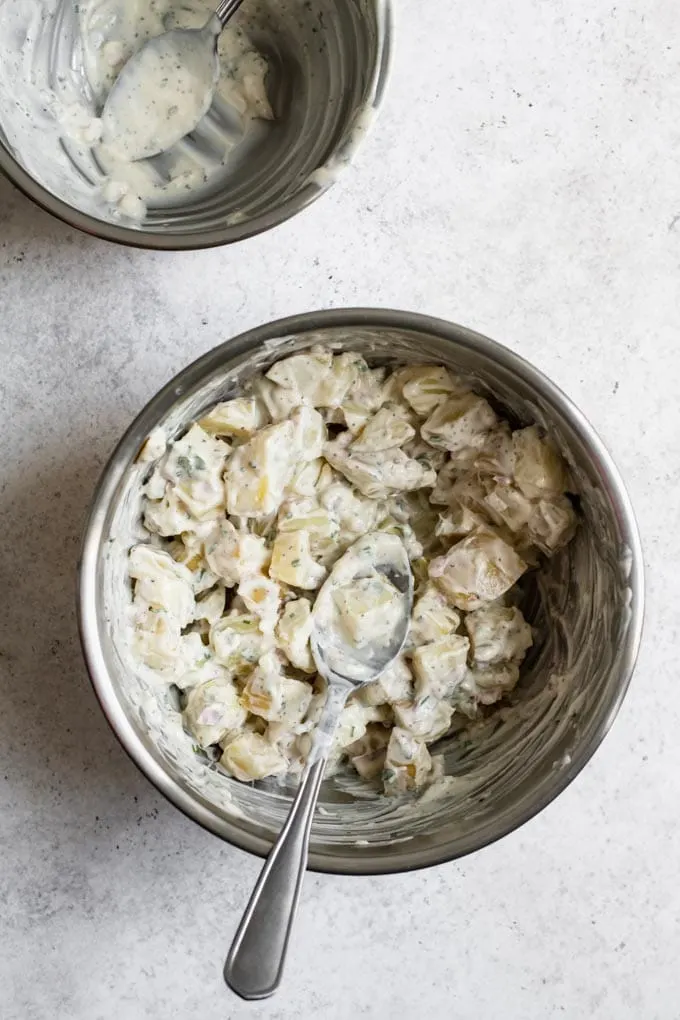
xmin=224 ymin=532 xmax=413 ymax=1000
xmin=101 ymin=0 xmax=247 ymax=162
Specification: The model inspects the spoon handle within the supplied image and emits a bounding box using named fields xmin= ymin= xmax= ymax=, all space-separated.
xmin=224 ymin=683 xmax=349 ymax=1000
xmin=223 ymin=756 xmax=326 ymax=1000
xmin=214 ymin=0 xmax=247 ymax=28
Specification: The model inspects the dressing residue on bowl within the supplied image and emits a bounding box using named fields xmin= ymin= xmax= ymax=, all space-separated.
xmin=0 ymin=0 xmax=273 ymax=222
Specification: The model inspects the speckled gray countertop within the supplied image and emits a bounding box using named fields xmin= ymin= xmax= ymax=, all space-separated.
xmin=1 ymin=1 xmax=678 ymax=1017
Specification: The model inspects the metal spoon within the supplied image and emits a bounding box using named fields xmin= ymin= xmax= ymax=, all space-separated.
xmin=101 ymin=0 xmax=246 ymax=162
xmin=224 ymin=532 xmax=413 ymax=1000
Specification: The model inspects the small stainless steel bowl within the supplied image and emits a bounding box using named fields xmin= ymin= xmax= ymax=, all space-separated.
xmin=78 ymin=309 xmax=644 ymax=874
xmin=0 ymin=1 xmax=391 ymax=250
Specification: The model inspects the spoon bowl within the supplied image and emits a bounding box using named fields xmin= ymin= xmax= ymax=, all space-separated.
xmin=311 ymin=531 xmax=413 ymax=686
xmin=101 ymin=0 xmax=246 ymax=162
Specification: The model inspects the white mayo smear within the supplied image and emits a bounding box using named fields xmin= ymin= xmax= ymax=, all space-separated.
xmin=100 ymin=22 xmax=222 ymax=163
xmin=0 ymin=0 xmax=273 ymax=222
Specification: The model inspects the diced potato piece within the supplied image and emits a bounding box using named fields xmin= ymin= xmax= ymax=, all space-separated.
xmin=393 ymin=696 xmax=453 ymax=742
xmin=242 ymin=652 xmax=313 ymax=724
xmin=429 ymin=459 xmax=460 ymax=505
xmin=288 ymin=458 xmax=333 ymax=498
xmin=210 ymin=613 xmax=267 ymax=676
xmin=277 ymin=498 xmax=338 ymax=540
xmin=137 ymin=427 xmax=167 ymax=463
xmin=526 ymin=496 xmax=577 ymax=554
xmin=376 ymin=515 xmax=423 ymax=559
xmin=464 ymin=604 xmax=533 ymax=666
xmin=401 ymin=366 xmax=461 ymax=416
xmin=143 ymin=464 xmax=167 ymax=501
xmin=383 ymin=727 xmax=433 ymax=794
xmin=221 ymin=731 xmax=288 ymax=781
xmin=352 ymin=407 xmax=416 ymax=453
xmin=333 ymin=701 xmax=391 ymax=750
xmin=410 ymin=586 xmax=461 ymax=645
xmin=474 ymin=424 xmax=514 ymax=477
xmin=357 ymin=655 xmax=414 ymax=707
xmin=512 ymin=426 xmax=568 ymax=499
xmin=411 ymin=634 xmax=470 ymax=700
xmin=265 ymin=721 xmax=303 ymax=759
xmin=387 ymin=490 xmax=440 ymax=545
xmin=319 ymin=480 xmax=381 ymax=534
xmin=327 ymin=401 xmax=371 ymax=434
xmin=264 ymin=348 xmax=360 ymax=415
xmin=483 ymin=482 xmax=534 ymax=533
xmin=457 ymin=662 xmax=521 ymax=709
xmin=168 ymin=533 xmax=219 ymax=594
xmin=383 ymin=364 xmax=460 ymax=403
xmin=198 ymin=396 xmax=267 ymax=438
xmin=129 ymin=545 xmax=195 ymax=626
xmin=162 ymin=424 xmax=230 ymax=520
xmin=193 ymin=585 xmax=226 ymax=625
xmin=435 ymin=504 xmax=488 ymax=541
xmin=237 ymin=575 xmax=282 ymax=632
xmin=252 ymin=376 xmax=304 ymax=422
xmin=315 ymin=352 xmax=365 ymax=407
xmin=183 ymin=677 xmax=246 ymax=747
xmin=324 ymin=438 xmax=436 ymax=499
xmin=163 ymin=424 xmax=231 ymax=477
xmin=355 ymin=680 xmax=389 ymax=707
xmin=265 ymin=346 xmax=332 ymax=399
xmin=269 ymin=531 xmax=327 ymax=590
xmin=333 ymin=575 xmax=404 ymax=650
xmin=429 ymin=529 xmax=527 ymax=611
xmin=421 ymin=393 xmax=497 ymax=454
xmin=276 ymin=598 xmax=315 ymax=672
xmin=290 ymin=406 xmax=326 ymax=462
xmin=133 ymin=608 xmax=182 ymax=671
xmin=143 ymin=490 xmax=195 ymax=537
xmin=301 ymin=535 xmax=349 ymax=573
xmin=225 ymin=421 xmax=295 ymax=517
xmin=204 ymin=519 xmax=269 ymax=586
xmin=346 ymin=723 xmax=391 ymax=780
xmin=430 ymin=460 xmax=490 ymax=508
xmin=174 ymin=648 xmax=232 ymax=691
xmin=401 ymin=437 xmax=447 ymax=474
xmin=349 ymin=364 xmax=386 ymax=405
xmin=338 ymin=366 xmax=387 ymax=432
xmin=179 ymin=631 xmax=211 ymax=668
xmin=377 ymin=656 xmax=414 ymax=703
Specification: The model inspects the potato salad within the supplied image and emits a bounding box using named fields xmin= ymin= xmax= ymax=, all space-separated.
xmin=129 ymin=347 xmax=577 ymax=796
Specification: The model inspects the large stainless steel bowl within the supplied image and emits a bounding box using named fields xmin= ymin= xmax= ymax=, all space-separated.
xmin=78 ymin=309 xmax=644 ymax=874
xmin=0 ymin=0 xmax=391 ymax=250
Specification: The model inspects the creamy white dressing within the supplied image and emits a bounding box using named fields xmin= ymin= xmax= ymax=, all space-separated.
xmin=101 ymin=22 xmax=220 ymax=162
xmin=0 ymin=0 xmax=272 ymax=222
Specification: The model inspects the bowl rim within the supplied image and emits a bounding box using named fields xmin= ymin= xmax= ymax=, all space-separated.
xmin=77 ymin=307 xmax=645 ymax=875
xmin=0 ymin=0 xmax=393 ymax=251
